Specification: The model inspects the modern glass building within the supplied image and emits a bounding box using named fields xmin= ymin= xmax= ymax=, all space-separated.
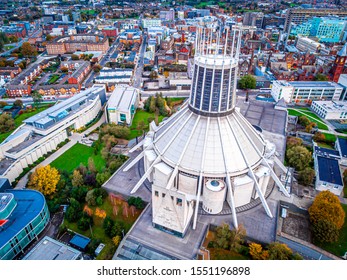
xmin=0 ymin=190 xmax=50 ymax=260
xmin=290 ymin=17 xmax=347 ymax=43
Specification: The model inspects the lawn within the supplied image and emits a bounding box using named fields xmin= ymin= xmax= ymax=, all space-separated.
xmin=4 ymin=45 xmax=14 ymax=51
xmin=318 ymin=204 xmax=347 ymax=257
xmin=63 ymin=197 xmax=142 ymax=260
xmin=316 ymin=142 xmax=334 ymax=149
xmin=287 ymin=108 xmax=329 ymax=130
xmin=0 ymin=104 xmax=53 ymax=143
xmin=50 ymin=143 xmax=106 ymax=173
xmin=129 ymin=110 xmax=164 ymax=140
xmin=322 ymin=133 xmax=337 ymax=142
xmin=48 ymin=74 xmax=60 ymax=84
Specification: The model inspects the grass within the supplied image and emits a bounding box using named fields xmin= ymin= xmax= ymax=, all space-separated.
xmin=322 ymin=133 xmax=337 ymax=142
xmin=287 ymin=108 xmax=329 ymax=130
xmin=4 ymin=45 xmax=14 ymax=50
xmin=63 ymin=197 xmax=141 ymax=260
xmin=48 ymin=74 xmax=60 ymax=84
xmin=316 ymin=142 xmax=334 ymax=149
xmin=129 ymin=110 xmax=164 ymax=140
xmin=318 ymin=204 xmax=347 ymax=257
xmin=0 ymin=104 xmax=53 ymax=143
xmin=50 ymin=143 xmax=106 ymax=173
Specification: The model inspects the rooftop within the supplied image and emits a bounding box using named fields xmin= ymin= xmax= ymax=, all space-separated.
xmin=312 ymin=101 xmax=347 ymax=112
xmin=314 ymin=145 xmax=340 ymax=159
xmin=0 ymin=193 xmax=14 ymax=214
xmin=289 ymin=81 xmax=343 ymax=89
xmin=108 ymin=86 xmax=139 ymax=112
xmin=22 ymin=236 xmax=82 ymax=260
xmin=317 ymin=156 xmax=343 ymax=186
xmin=338 ymin=137 xmax=347 ymax=158
xmin=0 ymin=190 xmax=46 ymax=249
xmin=69 ymin=234 xmax=90 ymax=250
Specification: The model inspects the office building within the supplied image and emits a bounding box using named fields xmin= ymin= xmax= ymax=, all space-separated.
xmin=0 ymin=190 xmax=50 ymax=260
xmin=107 ymin=86 xmax=139 ymax=126
xmin=311 ymin=100 xmax=347 ymax=120
xmin=271 ymin=80 xmax=343 ymax=104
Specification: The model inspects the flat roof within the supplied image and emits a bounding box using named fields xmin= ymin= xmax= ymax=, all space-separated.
xmin=289 ymin=81 xmax=343 ymax=89
xmin=0 ymin=190 xmax=46 ymax=250
xmin=0 ymin=193 xmax=14 ymax=213
xmin=22 ymin=236 xmax=82 ymax=260
xmin=317 ymin=156 xmax=343 ymax=186
xmin=314 ymin=145 xmax=340 ymax=159
xmin=69 ymin=234 xmax=90 ymax=250
xmin=312 ymin=101 xmax=347 ymax=112
xmin=338 ymin=137 xmax=347 ymax=158
xmin=108 ymin=86 xmax=138 ymax=112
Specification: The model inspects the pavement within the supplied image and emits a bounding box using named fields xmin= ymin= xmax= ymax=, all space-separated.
xmin=15 ymin=112 xmax=106 ymax=189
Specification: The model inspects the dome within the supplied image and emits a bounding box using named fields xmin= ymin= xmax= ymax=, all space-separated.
xmin=152 ymin=105 xmax=265 ymax=177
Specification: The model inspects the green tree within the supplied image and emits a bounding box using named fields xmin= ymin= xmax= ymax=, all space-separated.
xmin=286 ymin=145 xmax=312 ymax=171
xmin=238 ymin=75 xmax=256 ymax=102
xmin=65 ymin=198 xmax=82 ymax=222
xmin=214 ymin=223 xmax=232 ymax=249
xmin=32 ymin=91 xmax=43 ymax=108
xmin=229 ymin=225 xmax=246 ymax=252
xmin=309 ymin=191 xmax=345 ymax=243
xmin=96 ymin=171 xmax=112 ymax=186
xmin=298 ymin=116 xmax=311 ymax=127
xmin=71 ymin=54 xmax=79 ymax=60
xmin=313 ymin=132 xmax=326 ymax=143
xmin=136 ymin=120 xmax=146 ymax=136
xmin=298 ymin=167 xmax=315 ymax=186
xmin=127 ymin=196 xmax=144 ymax=209
xmin=46 ymin=34 xmax=53 ymax=41
xmin=315 ymin=74 xmax=328 ymax=81
xmin=0 ymin=113 xmax=15 ymax=133
xmin=77 ymin=214 xmax=93 ymax=231
xmin=311 ymin=219 xmax=340 ymax=243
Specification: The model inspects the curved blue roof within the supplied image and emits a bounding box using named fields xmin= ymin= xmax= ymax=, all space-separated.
xmin=0 ymin=189 xmax=46 ymax=249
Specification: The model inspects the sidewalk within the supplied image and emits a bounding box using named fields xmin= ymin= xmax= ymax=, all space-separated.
xmin=15 ymin=112 xmax=106 ymax=189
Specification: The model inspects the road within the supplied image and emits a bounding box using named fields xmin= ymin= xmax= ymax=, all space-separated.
xmin=83 ymin=38 xmax=120 ymax=88
xmin=0 ymin=38 xmax=28 ymax=57
xmin=133 ymin=34 xmax=147 ymax=89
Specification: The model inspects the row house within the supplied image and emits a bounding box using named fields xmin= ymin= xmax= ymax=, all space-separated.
xmin=0 ymin=67 xmax=22 ymax=80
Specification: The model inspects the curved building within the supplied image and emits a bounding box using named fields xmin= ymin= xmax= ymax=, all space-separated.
xmin=125 ymin=25 xmax=290 ymax=237
xmin=0 ymin=190 xmax=50 ymax=260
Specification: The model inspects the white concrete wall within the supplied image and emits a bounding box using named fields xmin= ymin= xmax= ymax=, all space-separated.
xmin=202 ymin=180 xmax=226 ymax=214
xmin=233 ymin=175 xmax=254 ymax=207
xmin=178 ymin=173 xmax=198 ymax=195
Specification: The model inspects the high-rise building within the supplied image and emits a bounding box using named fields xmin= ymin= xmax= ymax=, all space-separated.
xmin=284 ymin=8 xmax=347 ymax=32
xmin=243 ymin=12 xmax=264 ymax=28
xmin=124 ymin=25 xmax=290 ymax=237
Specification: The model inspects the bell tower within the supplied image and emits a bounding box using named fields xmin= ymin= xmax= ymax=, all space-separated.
xmin=332 ymin=43 xmax=347 ymax=82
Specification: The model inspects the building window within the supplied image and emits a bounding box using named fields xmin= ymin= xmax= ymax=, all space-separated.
xmin=120 ymin=113 xmax=126 ymax=122
xmin=162 ymin=193 xmax=166 ymax=198
xmin=155 ymin=191 xmax=159 ymax=197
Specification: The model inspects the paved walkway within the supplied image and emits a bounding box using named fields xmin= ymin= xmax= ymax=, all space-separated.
xmin=15 ymin=112 xmax=106 ymax=189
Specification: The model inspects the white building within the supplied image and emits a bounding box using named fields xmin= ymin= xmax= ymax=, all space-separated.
xmin=296 ymin=36 xmax=325 ymax=53
xmin=271 ymin=80 xmax=343 ymax=103
xmin=311 ymin=100 xmax=347 ymax=120
xmin=313 ymin=145 xmax=343 ymax=196
xmin=123 ymin=25 xmax=290 ymax=237
xmin=142 ymin=19 xmax=162 ymax=29
xmin=107 ymin=86 xmax=139 ymax=126
xmin=94 ymin=68 xmax=133 ymax=85
xmin=0 ymin=85 xmax=106 ymax=183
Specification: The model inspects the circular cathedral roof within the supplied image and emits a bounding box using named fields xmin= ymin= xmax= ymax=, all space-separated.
xmin=152 ymin=105 xmax=266 ymax=177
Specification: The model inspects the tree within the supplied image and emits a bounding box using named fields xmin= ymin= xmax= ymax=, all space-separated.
xmin=286 ymin=145 xmax=312 ymax=171
xmin=13 ymin=99 xmax=23 ymax=108
xmin=309 ymin=191 xmax=345 ymax=243
xmin=298 ymin=116 xmax=311 ymax=127
xmin=71 ymin=54 xmax=79 ymax=60
xmin=65 ymin=198 xmax=82 ymax=222
xmin=311 ymin=219 xmax=340 ymax=243
xmin=93 ymin=64 xmax=102 ymax=72
xmin=96 ymin=171 xmax=111 ymax=186
xmin=149 ymin=70 xmax=158 ymax=80
xmin=70 ymin=186 xmax=88 ymax=202
xmin=128 ymin=196 xmax=144 ymax=209
xmin=249 ymin=243 xmax=269 ymax=260
xmin=88 ymin=157 xmax=97 ymax=174
xmin=77 ymin=214 xmax=93 ymax=231
xmin=313 ymin=132 xmax=326 ymax=143
xmin=229 ymin=225 xmax=246 ymax=252
xmin=21 ymin=42 xmax=37 ymax=57
xmin=112 ymin=235 xmax=121 ymax=247
xmin=238 ymin=75 xmax=256 ymax=102
xmin=0 ymin=113 xmax=15 ymax=133
xmin=286 ymin=137 xmax=303 ymax=149
xmin=315 ymin=74 xmax=328 ymax=81
xmin=72 ymin=170 xmax=84 ymax=187
xmin=46 ymin=34 xmax=53 ymax=41
xmin=298 ymin=167 xmax=315 ymax=186
xmin=214 ymin=223 xmax=232 ymax=249
xmin=267 ymin=242 xmax=295 ymax=260
xmin=28 ymin=165 xmax=60 ymax=196
xmin=136 ymin=120 xmax=146 ymax=136
xmin=32 ymin=91 xmax=43 ymax=107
